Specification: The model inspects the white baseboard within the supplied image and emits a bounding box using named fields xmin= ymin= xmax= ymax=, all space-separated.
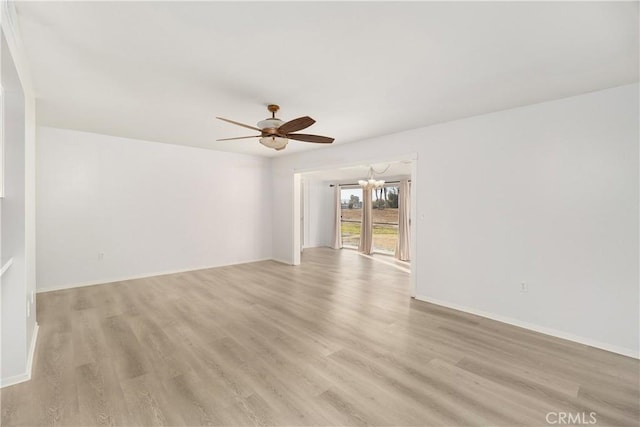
xmin=1 ymin=323 xmax=39 ymax=388
xmin=414 ymin=295 xmax=638 ymax=359
xmin=25 ymin=323 xmax=39 ymax=379
xmin=270 ymin=258 xmax=293 ymax=266
xmin=36 ymin=258 xmax=274 ymax=293
xmin=302 ymin=244 xmax=332 ymax=250
xmin=0 ymin=372 xmax=30 ymax=389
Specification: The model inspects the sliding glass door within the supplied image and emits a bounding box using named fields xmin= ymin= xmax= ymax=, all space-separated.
xmin=340 ymin=187 xmax=362 ymax=248
xmin=340 ymin=185 xmax=400 ymax=254
xmin=372 ymin=185 xmax=399 ymax=254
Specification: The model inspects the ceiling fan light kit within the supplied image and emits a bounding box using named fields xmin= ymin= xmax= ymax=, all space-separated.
xmin=260 ymin=136 xmax=288 ymax=151
xmin=216 ymin=104 xmax=334 ymax=151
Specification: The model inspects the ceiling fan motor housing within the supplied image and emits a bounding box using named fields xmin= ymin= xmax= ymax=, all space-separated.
xmin=257 ymin=118 xmax=283 ymax=133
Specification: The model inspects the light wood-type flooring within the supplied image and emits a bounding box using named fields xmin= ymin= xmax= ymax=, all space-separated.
xmin=2 ymin=248 xmax=639 ymax=426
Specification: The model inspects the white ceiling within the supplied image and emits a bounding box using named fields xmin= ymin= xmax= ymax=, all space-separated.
xmin=15 ymin=1 xmax=639 ymax=158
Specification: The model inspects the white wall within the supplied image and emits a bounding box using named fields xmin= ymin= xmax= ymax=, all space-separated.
xmin=36 ymin=126 xmax=272 ymax=291
xmin=1 ymin=0 xmax=38 ymax=387
xmin=272 ymin=84 xmax=639 ymax=357
xmin=302 ymin=177 xmax=333 ymax=249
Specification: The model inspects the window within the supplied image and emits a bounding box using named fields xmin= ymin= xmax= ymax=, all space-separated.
xmin=340 ymin=187 xmax=362 ymax=248
xmin=372 ymin=185 xmax=399 ymax=254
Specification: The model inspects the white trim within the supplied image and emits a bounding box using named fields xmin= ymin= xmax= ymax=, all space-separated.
xmin=1 ymin=323 xmax=38 ymax=388
xmin=415 ymin=295 xmax=639 ymax=359
xmin=0 ymin=372 xmax=29 ymax=388
xmin=292 ymin=173 xmax=301 ymax=266
xmin=270 ymin=258 xmax=293 ymax=266
xmin=302 ymin=178 xmax=310 ymax=251
xmin=0 ymin=83 xmax=4 ymax=198
xmin=0 ymin=257 xmax=13 ymax=277
xmin=302 ymin=244 xmax=331 ymax=250
xmin=25 ymin=323 xmax=38 ymax=378
xmin=409 ymin=158 xmax=417 ymax=298
xmin=36 ymin=258 xmax=273 ymax=293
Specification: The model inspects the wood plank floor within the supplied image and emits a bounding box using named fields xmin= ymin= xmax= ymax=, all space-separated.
xmin=2 ymin=248 xmax=638 ymax=426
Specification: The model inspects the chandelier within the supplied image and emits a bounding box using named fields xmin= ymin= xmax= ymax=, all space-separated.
xmin=358 ymin=167 xmax=385 ymax=189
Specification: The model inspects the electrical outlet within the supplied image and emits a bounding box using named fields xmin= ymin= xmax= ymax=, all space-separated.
xmin=521 ymin=282 xmax=528 ymax=293
xmin=27 ymin=300 xmax=30 ymax=317
xmin=98 ymin=252 xmax=105 ymax=261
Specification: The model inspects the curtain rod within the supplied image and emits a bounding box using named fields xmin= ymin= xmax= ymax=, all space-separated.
xmin=329 ymin=180 xmax=411 ymax=187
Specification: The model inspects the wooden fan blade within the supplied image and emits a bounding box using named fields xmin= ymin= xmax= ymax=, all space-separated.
xmin=277 ymin=116 xmax=315 ymax=135
xmin=286 ymin=133 xmax=334 ymax=144
xmin=217 ymin=135 xmax=260 ymax=141
xmin=216 ymin=117 xmax=261 ymax=132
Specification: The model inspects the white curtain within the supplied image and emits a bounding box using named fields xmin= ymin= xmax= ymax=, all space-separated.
xmin=395 ymin=179 xmax=411 ymax=261
xmin=332 ymin=185 xmax=342 ymax=249
xmin=359 ymin=188 xmax=373 ymax=255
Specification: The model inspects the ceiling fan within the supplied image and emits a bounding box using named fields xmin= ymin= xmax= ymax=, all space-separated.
xmin=216 ymin=104 xmax=334 ymax=151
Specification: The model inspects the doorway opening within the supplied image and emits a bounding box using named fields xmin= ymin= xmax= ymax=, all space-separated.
xmin=293 ymin=157 xmax=416 ymax=296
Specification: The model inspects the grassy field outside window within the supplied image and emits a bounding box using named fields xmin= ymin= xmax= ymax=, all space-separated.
xmin=341 ymin=208 xmax=399 ymax=253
